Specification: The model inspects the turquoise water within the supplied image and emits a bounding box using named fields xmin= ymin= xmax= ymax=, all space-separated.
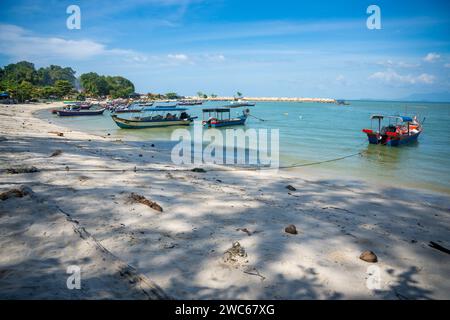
xmin=41 ymin=100 xmax=450 ymax=194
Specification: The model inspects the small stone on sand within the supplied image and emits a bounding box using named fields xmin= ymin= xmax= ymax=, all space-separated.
xmin=285 ymin=224 xmax=298 ymax=234
xmin=359 ymin=250 xmax=378 ymax=263
xmin=286 ymin=185 xmax=296 ymax=191
xmin=50 ymin=150 xmax=62 ymax=157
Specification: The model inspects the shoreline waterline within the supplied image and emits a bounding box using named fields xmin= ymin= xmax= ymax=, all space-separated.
xmin=1 ymin=102 xmax=450 ymax=299
xmin=35 ymin=101 xmax=450 ymax=195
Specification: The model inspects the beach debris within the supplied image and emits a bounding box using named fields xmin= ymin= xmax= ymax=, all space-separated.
xmin=243 ymin=266 xmax=266 ymax=281
xmin=78 ymin=175 xmax=90 ymax=182
xmin=429 ymin=241 xmax=450 ymax=255
xmin=48 ymin=131 xmax=64 ymax=137
xmin=223 ymin=241 xmax=248 ymax=265
xmin=6 ymin=166 xmax=39 ymax=174
xmin=359 ymin=250 xmax=378 ymax=263
xmin=192 ymin=168 xmax=206 ymax=173
xmin=286 ymin=185 xmax=296 ymax=191
xmin=284 ymin=224 xmax=298 ymax=235
xmin=128 ymin=193 xmax=163 ymax=212
xmin=50 ymin=149 xmax=62 ymax=157
xmin=236 ymin=228 xmax=252 ymax=236
xmin=0 ymin=186 xmax=31 ymax=201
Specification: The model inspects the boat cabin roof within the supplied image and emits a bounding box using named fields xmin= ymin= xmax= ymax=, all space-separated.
xmin=202 ymin=108 xmax=230 ymax=113
xmin=370 ymin=115 xmax=413 ymax=122
xmin=142 ymin=107 xmax=187 ymax=112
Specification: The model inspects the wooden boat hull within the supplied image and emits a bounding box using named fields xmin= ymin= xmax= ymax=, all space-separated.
xmin=385 ymin=131 xmax=421 ymax=146
xmin=113 ymin=108 xmax=143 ymax=113
xmin=363 ymin=130 xmax=421 ymax=146
xmin=111 ymin=115 xmax=192 ymax=129
xmin=57 ymin=109 xmax=105 ymax=116
xmin=203 ymin=116 xmax=247 ymax=128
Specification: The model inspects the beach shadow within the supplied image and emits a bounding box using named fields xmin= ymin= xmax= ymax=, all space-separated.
xmin=1 ymin=133 xmax=449 ymax=299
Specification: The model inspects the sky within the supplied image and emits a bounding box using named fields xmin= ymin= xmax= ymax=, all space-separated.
xmin=0 ymin=0 xmax=450 ymax=100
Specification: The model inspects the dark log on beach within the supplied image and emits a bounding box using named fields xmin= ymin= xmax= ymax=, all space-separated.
xmin=429 ymin=241 xmax=450 ymax=255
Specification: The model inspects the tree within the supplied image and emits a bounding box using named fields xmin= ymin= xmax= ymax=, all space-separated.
xmin=33 ymin=86 xmax=58 ymax=99
xmin=197 ymin=91 xmax=204 ymax=98
xmin=37 ymin=65 xmax=76 ymax=86
xmin=236 ymin=91 xmax=243 ymax=98
xmin=10 ymin=81 xmax=34 ymax=102
xmin=105 ymin=76 xmax=134 ymax=98
xmin=165 ymin=92 xmax=179 ymax=100
xmin=1 ymin=61 xmax=38 ymax=85
xmin=79 ymin=72 xmax=109 ymax=97
xmin=54 ymin=80 xmax=74 ymax=98
xmin=210 ymin=93 xmax=218 ymax=98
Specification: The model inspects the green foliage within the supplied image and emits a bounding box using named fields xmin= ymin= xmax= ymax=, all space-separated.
xmin=37 ymin=65 xmax=76 ymax=86
xmin=12 ymin=81 xmax=34 ymax=102
xmin=0 ymin=61 xmax=136 ymax=102
xmin=2 ymin=61 xmax=37 ymax=85
xmin=80 ymin=73 xmax=135 ymax=98
xmin=79 ymin=72 xmax=109 ymax=96
xmin=0 ymin=61 xmax=81 ymax=102
xmin=165 ymin=92 xmax=180 ymax=100
xmin=54 ymin=80 xmax=74 ymax=98
xmin=236 ymin=91 xmax=243 ymax=97
xmin=105 ymin=76 xmax=134 ymax=99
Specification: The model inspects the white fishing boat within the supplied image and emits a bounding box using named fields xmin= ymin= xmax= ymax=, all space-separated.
xmin=111 ymin=107 xmax=196 ymax=129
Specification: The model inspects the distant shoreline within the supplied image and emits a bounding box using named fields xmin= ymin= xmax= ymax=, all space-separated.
xmin=184 ymin=96 xmax=337 ymax=103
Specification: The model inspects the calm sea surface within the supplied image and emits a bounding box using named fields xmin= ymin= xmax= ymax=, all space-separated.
xmin=40 ymin=100 xmax=450 ymax=194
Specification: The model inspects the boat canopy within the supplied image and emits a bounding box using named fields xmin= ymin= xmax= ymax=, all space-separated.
xmin=400 ymin=116 xmax=413 ymax=122
xmin=370 ymin=115 xmax=413 ymax=122
xmin=202 ymin=108 xmax=231 ymax=113
xmin=142 ymin=107 xmax=187 ymax=112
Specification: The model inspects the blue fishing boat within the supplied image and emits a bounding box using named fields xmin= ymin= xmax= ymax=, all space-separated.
xmin=362 ymin=115 xmax=423 ymax=146
xmin=57 ymin=108 xmax=106 ymax=117
xmin=202 ymin=107 xmax=250 ymax=128
xmin=111 ymin=107 xmax=195 ymax=129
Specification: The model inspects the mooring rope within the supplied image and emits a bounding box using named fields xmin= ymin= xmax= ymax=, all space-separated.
xmin=2 ymin=143 xmax=366 ymax=174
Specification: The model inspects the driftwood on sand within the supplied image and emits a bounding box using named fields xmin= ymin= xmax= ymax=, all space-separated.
xmin=128 ymin=193 xmax=163 ymax=212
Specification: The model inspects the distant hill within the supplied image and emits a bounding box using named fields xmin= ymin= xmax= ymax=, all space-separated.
xmin=402 ymin=92 xmax=450 ymax=103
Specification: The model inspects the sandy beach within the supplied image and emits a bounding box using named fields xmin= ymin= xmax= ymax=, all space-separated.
xmin=1 ymin=102 xmax=449 ymax=299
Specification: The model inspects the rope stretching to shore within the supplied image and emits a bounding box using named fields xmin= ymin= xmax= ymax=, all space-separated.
xmin=2 ymin=146 xmax=366 ymax=173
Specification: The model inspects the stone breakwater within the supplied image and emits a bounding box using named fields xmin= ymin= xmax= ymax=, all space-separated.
xmin=186 ymin=96 xmax=337 ymax=103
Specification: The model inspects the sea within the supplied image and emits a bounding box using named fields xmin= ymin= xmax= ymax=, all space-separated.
xmin=39 ymin=100 xmax=450 ymax=194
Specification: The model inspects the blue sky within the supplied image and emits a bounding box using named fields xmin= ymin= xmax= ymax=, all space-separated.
xmin=1 ymin=0 xmax=450 ymax=100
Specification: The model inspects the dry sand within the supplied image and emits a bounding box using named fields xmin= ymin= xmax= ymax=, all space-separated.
xmin=0 ymin=103 xmax=449 ymax=299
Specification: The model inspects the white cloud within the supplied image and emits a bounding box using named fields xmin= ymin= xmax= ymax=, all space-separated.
xmin=204 ymin=54 xmax=225 ymax=62
xmin=0 ymin=23 xmax=147 ymax=62
xmin=369 ymin=70 xmax=435 ymax=84
xmin=167 ymin=53 xmax=189 ymax=61
xmin=423 ymin=52 xmax=441 ymax=62
xmin=377 ymin=59 xmax=419 ymax=68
